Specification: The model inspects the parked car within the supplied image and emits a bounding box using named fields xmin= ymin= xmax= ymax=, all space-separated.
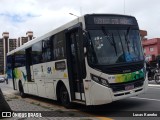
xmin=0 ymin=77 xmax=5 ymax=83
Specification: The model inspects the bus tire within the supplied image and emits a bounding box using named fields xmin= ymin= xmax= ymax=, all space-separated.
xmin=59 ymin=85 xmax=72 ymax=108
xmin=19 ymin=82 xmax=26 ymax=98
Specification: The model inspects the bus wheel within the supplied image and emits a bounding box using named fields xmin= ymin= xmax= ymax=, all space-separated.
xmin=19 ymin=82 xmax=26 ymax=98
xmin=59 ymin=85 xmax=71 ymax=108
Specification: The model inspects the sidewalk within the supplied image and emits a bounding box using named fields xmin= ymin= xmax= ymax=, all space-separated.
xmin=1 ymin=83 xmax=100 ymax=120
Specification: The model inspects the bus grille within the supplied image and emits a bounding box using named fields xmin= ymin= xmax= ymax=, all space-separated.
xmin=109 ymin=78 xmax=144 ymax=92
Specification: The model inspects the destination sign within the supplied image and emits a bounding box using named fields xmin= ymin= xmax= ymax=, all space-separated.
xmin=93 ymin=17 xmax=136 ymax=25
xmin=85 ymin=14 xmax=138 ymax=27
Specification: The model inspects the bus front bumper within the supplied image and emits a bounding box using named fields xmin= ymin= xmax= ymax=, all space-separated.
xmin=89 ymin=78 xmax=148 ymax=105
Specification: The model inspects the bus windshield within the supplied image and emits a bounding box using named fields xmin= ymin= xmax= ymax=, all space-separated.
xmin=87 ymin=28 xmax=144 ymax=65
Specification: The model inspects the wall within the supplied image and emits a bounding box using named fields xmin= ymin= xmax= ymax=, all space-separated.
xmin=142 ymin=38 xmax=160 ymax=61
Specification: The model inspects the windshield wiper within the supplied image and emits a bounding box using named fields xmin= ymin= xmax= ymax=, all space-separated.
xmin=125 ymin=27 xmax=131 ymax=53
xmin=101 ymin=27 xmax=118 ymax=56
xmin=111 ymin=33 xmax=118 ymax=56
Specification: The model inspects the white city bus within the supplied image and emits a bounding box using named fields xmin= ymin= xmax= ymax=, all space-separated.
xmin=6 ymin=14 xmax=148 ymax=107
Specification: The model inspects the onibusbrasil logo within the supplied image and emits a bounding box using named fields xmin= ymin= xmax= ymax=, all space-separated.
xmin=2 ymin=112 xmax=42 ymax=118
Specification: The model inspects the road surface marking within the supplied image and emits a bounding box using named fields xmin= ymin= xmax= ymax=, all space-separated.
xmin=149 ymin=84 xmax=160 ymax=87
xmin=131 ymin=97 xmax=160 ymax=102
xmin=149 ymin=86 xmax=160 ymax=89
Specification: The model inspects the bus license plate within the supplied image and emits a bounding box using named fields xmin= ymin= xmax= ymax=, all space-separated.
xmin=125 ymin=84 xmax=134 ymax=90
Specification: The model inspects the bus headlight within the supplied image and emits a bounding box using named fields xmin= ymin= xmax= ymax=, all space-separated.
xmin=91 ymin=74 xmax=109 ymax=87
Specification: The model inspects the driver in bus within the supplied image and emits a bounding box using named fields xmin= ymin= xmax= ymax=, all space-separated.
xmin=94 ymin=37 xmax=106 ymax=63
xmin=95 ymin=37 xmax=103 ymax=50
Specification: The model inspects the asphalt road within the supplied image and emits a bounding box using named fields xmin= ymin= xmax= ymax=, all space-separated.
xmin=0 ymin=81 xmax=160 ymax=120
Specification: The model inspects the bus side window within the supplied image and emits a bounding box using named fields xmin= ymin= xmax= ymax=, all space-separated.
xmin=42 ymin=38 xmax=52 ymax=62
xmin=15 ymin=50 xmax=25 ymax=67
xmin=32 ymin=41 xmax=42 ymax=64
xmin=53 ymin=32 xmax=66 ymax=60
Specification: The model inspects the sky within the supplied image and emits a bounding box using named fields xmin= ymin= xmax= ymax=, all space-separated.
xmin=0 ymin=0 xmax=159 ymax=39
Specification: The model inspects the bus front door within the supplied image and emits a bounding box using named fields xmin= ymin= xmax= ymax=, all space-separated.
xmin=66 ymin=28 xmax=84 ymax=102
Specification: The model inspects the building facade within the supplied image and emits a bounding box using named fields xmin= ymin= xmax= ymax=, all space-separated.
xmin=0 ymin=31 xmax=34 ymax=75
xmin=8 ymin=38 xmax=17 ymax=52
xmin=142 ymin=38 xmax=160 ymax=61
xmin=0 ymin=32 xmax=17 ymax=75
xmin=17 ymin=31 xmax=34 ymax=47
xmin=0 ymin=38 xmax=4 ymax=74
xmin=0 ymin=32 xmax=9 ymax=75
xmin=17 ymin=37 xmax=28 ymax=47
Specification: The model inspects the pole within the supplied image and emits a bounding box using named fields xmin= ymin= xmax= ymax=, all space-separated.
xmin=124 ymin=0 xmax=125 ymax=14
